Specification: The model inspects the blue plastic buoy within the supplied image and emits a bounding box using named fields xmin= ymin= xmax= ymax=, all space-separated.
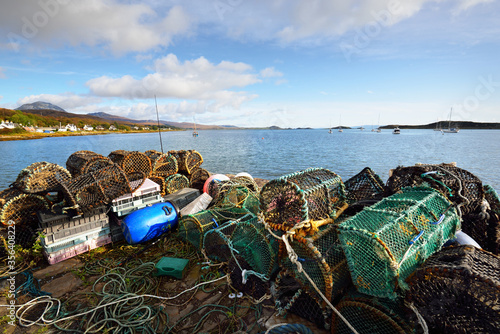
xmin=121 ymin=201 xmax=178 ymax=244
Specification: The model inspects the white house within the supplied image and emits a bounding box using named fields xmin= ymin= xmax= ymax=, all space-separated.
xmin=109 ymin=125 xmax=117 ymax=131
xmin=0 ymin=120 xmax=15 ymax=129
xmin=66 ymin=124 xmax=78 ymax=132
xmin=83 ymin=125 xmax=94 ymax=131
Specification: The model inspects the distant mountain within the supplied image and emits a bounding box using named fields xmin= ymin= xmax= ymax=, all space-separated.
xmin=89 ymin=112 xmax=235 ymax=130
xmin=17 ymin=101 xmax=66 ymax=112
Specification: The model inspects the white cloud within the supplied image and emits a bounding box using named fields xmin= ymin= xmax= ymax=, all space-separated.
xmin=86 ymin=54 xmax=262 ymax=112
xmin=453 ymin=0 xmax=494 ymax=14
xmin=17 ymin=93 xmax=102 ymax=111
xmin=260 ymin=67 xmax=283 ymax=78
xmin=0 ymin=67 xmax=6 ymax=79
xmin=0 ymin=1 xmax=191 ymax=54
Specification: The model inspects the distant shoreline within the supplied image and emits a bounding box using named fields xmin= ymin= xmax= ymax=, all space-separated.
xmin=0 ymin=129 xmax=181 ymax=142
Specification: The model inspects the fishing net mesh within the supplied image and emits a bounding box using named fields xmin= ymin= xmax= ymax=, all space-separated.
xmin=210 ymin=177 xmax=261 ymax=214
xmin=338 ymin=186 xmax=461 ymax=299
xmin=144 ymin=150 xmax=178 ymax=177
xmin=260 ymin=168 xmax=346 ymax=231
xmin=0 ymin=188 xmax=49 ymax=226
xmin=59 ymin=164 xmax=132 ymax=215
xmin=344 ymin=167 xmax=385 ymax=204
xmin=108 ymin=150 xmax=151 ymax=187
xmin=331 ymin=289 xmax=422 ymax=334
xmin=12 ymin=161 xmax=72 ymax=194
xmin=163 ymin=174 xmax=189 ymax=195
xmin=385 ymin=163 xmax=483 ymax=216
xmin=274 ymin=271 xmax=332 ymax=330
xmin=405 ymin=245 xmax=500 ymax=334
xmin=202 ymin=216 xmax=276 ymax=301
xmin=66 ymin=150 xmax=114 ymax=178
xmin=176 ymin=207 xmax=252 ymax=251
xmin=484 ymin=184 xmax=500 ymax=215
xmin=168 ymin=150 xmax=203 ymax=175
xmin=188 ymin=167 xmax=210 ymax=192
xmin=279 ymin=223 xmax=352 ymax=307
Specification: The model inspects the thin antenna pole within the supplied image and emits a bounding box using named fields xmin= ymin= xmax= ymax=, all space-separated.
xmin=155 ymin=95 xmax=164 ymax=153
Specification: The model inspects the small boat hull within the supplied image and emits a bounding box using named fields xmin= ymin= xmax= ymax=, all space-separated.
xmin=122 ymin=201 xmax=179 ymax=244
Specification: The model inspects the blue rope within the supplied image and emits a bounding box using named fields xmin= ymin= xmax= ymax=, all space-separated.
xmin=259 ymin=323 xmax=314 ymax=334
xmin=15 ymin=271 xmax=51 ymax=298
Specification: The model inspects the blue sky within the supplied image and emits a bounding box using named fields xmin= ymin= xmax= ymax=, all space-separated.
xmin=1 ymin=0 xmax=499 ymax=128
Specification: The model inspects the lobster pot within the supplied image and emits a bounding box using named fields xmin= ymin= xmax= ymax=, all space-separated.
xmin=145 ymin=150 xmax=178 ymax=177
xmin=484 ymin=184 xmax=500 ymax=215
xmin=274 ymin=272 xmax=332 ymax=330
xmin=66 ymin=150 xmax=114 ymax=178
xmin=279 ymin=223 xmax=352 ymax=308
xmin=12 ymin=162 xmax=72 ymax=194
xmin=228 ymin=255 xmax=271 ymax=302
xmin=338 ymin=186 xmax=461 ymax=299
xmin=176 ymin=207 xmax=252 ymax=251
xmin=343 ymin=167 xmax=385 ymax=204
xmin=164 ymin=174 xmax=189 ymax=195
xmin=203 ymin=217 xmax=275 ymax=275
xmin=0 ymin=188 xmax=49 ymax=226
xmin=60 ymin=164 xmax=132 ymax=214
xmin=405 ymin=245 xmax=500 ymax=334
xmin=260 ymin=168 xmax=346 ymax=231
xmin=211 ymin=182 xmax=260 ymax=214
xmin=386 ymin=163 xmax=483 ymax=215
xmin=188 ymin=167 xmax=210 ymax=192
xmin=168 ymin=150 xmax=203 ymax=174
xmin=330 ymin=295 xmax=419 ymax=334
xmin=108 ymin=150 xmax=151 ymax=186
xmin=149 ymin=176 xmax=167 ymax=196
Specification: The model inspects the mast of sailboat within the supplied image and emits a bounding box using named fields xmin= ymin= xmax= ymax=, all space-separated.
xmin=154 ymin=95 xmax=164 ymax=153
xmin=448 ymin=107 xmax=452 ymax=130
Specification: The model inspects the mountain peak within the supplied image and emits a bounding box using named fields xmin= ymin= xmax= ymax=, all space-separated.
xmin=17 ymin=101 xmax=66 ymax=112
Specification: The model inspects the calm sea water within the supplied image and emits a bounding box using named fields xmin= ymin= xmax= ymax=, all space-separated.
xmin=1 ymin=129 xmax=499 ymax=191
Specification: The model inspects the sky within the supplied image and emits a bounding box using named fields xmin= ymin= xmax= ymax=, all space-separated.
xmin=0 ymin=0 xmax=499 ymax=128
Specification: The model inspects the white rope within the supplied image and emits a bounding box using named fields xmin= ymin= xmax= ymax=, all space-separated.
xmin=11 ymin=274 xmax=228 ymax=327
xmin=280 ymin=233 xmax=360 ymax=334
xmin=406 ymin=302 xmax=429 ymax=334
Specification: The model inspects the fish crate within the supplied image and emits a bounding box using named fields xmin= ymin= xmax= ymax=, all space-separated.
xmin=37 ymin=206 xmax=108 ymax=244
xmin=43 ymin=232 xmax=113 ymax=265
xmin=144 ymin=150 xmax=178 ymax=177
xmin=59 ymin=164 xmax=131 ymax=215
xmin=42 ymin=225 xmax=111 ymax=253
xmin=260 ymin=167 xmax=346 ymax=231
xmin=110 ymin=178 xmax=163 ymax=217
xmin=343 ymin=167 xmax=385 ymax=204
xmin=12 ymin=161 xmax=72 ymax=194
xmin=66 ymin=150 xmax=114 ymax=178
xmin=0 ymin=188 xmax=49 ymax=227
xmin=167 ymin=150 xmax=203 ymax=175
xmin=338 ymin=186 xmax=461 ymax=299
xmin=405 ymin=245 xmax=500 ymax=334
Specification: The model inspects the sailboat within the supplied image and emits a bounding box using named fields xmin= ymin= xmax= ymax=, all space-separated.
xmin=376 ymin=114 xmax=381 ymax=132
xmin=441 ymin=108 xmax=459 ymax=133
xmin=192 ymin=117 xmax=199 ymax=137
